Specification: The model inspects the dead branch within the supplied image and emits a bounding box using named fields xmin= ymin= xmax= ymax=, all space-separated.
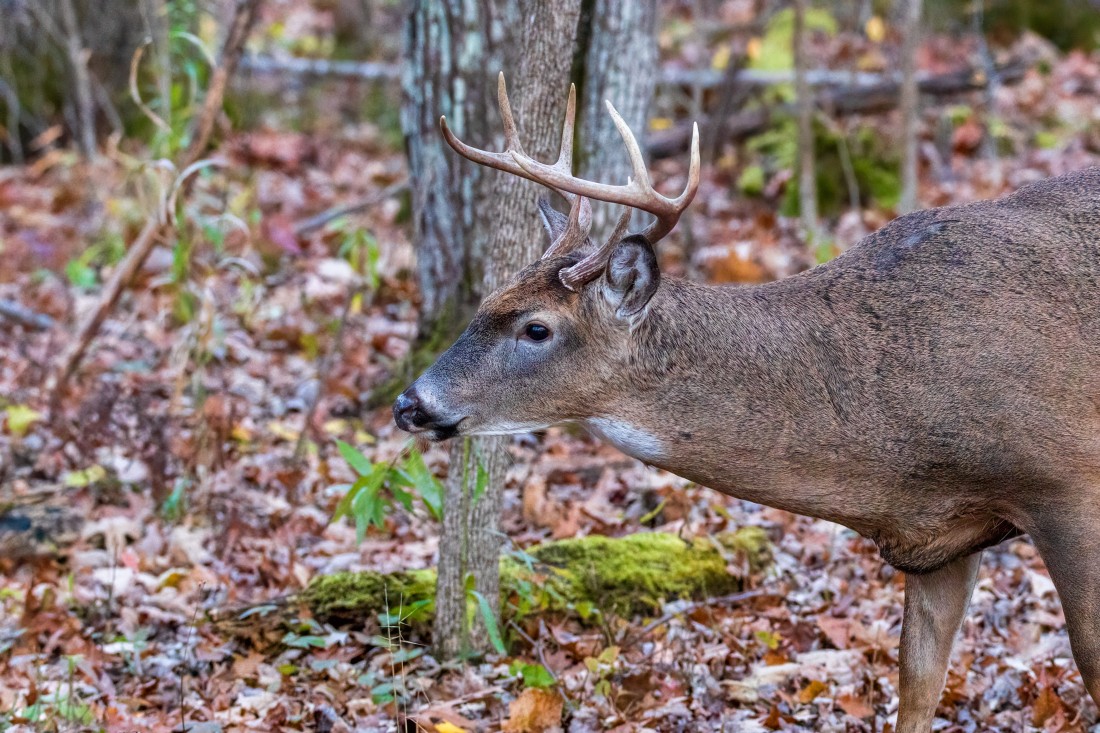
xmin=181 ymin=0 xmax=261 ymax=169
xmin=648 ymin=58 xmax=1029 ymax=160
xmin=293 ymin=179 xmax=410 ymax=236
xmin=239 ymin=54 xmax=401 ymax=82
xmin=46 ymin=0 xmax=263 ymax=410
xmin=0 ymin=299 xmax=55 ymax=331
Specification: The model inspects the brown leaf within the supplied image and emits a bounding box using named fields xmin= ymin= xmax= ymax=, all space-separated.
xmin=501 ymin=688 xmax=563 ymax=733
xmin=1032 ymin=683 xmax=1064 ymax=727
xmin=798 ymin=679 xmax=827 ymax=704
xmin=837 ymin=692 xmax=874 ymax=719
xmin=817 ymin=616 xmax=851 ymax=649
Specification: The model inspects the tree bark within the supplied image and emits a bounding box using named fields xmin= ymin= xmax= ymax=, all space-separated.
xmin=898 ymin=0 xmax=923 ymax=214
xmin=403 ymin=0 xmax=586 ymax=659
xmin=576 ymin=0 xmax=658 ymax=241
xmin=793 ymin=0 xmax=819 ymax=241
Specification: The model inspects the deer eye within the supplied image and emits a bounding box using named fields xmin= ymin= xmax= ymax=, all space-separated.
xmin=523 ymin=322 xmax=551 ymax=342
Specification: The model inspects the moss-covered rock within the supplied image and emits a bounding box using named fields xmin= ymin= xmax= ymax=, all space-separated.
xmin=301 ymin=528 xmax=772 ymax=625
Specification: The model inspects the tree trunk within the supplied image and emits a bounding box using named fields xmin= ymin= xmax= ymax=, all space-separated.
xmin=576 ymin=0 xmax=658 ymax=241
xmin=793 ymin=0 xmax=819 ymax=242
xmin=403 ymin=0 xmax=585 ymax=659
xmin=898 ymin=0 xmax=923 ymax=214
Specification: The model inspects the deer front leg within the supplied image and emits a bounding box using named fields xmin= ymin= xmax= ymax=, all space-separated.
xmin=1029 ymin=519 xmax=1100 ymax=706
xmin=895 ymin=552 xmax=982 ymax=733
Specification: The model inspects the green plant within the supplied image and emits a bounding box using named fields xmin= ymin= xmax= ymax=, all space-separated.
xmin=510 ymin=661 xmax=556 ymax=689
xmin=331 ymin=441 xmax=445 ymax=541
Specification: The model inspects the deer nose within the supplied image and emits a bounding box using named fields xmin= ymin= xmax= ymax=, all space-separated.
xmin=393 ymin=388 xmax=429 ymax=432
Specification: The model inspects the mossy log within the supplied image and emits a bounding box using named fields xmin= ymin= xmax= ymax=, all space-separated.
xmin=302 ymin=528 xmax=771 ymax=625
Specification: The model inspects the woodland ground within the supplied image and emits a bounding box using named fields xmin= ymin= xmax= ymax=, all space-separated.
xmin=3 ymin=4 xmax=1100 ymax=732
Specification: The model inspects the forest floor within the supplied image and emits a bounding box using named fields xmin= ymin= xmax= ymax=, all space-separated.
xmin=4 ymin=9 xmax=1100 ymax=733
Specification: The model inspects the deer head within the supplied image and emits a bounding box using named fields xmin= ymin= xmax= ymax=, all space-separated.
xmin=394 ymin=73 xmax=699 ymax=440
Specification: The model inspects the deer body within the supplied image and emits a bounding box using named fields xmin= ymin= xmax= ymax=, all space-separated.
xmin=394 ymin=74 xmax=1100 ymax=730
xmin=592 ymin=179 xmax=1100 ymax=575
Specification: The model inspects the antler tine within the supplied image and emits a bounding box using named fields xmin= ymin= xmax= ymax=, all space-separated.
xmin=556 ymin=83 xmax=577 ymax=170
xmin=440 ymin=73 xmax=589 ymax=210
xmin=559 ymin=205 xmax=633 ymax=291
xmin=543 ymin=193 xmax=593 ymax=259
xmin=639 ymin=121 xmax=701 ymax=243
xmin=497 ymin=71 xmax=524 ymax=155
xmin=605 ymin=100 xmax=651 ymax=189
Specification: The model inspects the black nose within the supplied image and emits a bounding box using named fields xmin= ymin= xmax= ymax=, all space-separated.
xmin=393 ymin=388 xmax=429 ymax=431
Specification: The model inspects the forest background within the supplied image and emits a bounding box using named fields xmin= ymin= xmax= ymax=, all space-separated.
xmin=2 ymin=0 xmax=1100 ymax=731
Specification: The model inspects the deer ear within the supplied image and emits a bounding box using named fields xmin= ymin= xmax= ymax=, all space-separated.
xmin=537 ymin=197 xmax=570 ymax=243
xmin=603 ymin=235 xmax=660 ymax=319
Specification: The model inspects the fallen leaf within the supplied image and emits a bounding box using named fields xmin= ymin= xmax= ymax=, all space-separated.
xmin=435 ymin=723 xmax=467 ymax=733
xmin=501 ymin=688 xmax=563 ymax=733
xmin=837 ymin=692 xmax=874 ymax=719
xmin=799 ymin=679 xmax=827 ymax=704
xmin=4 ymin=404 xmax=42 ymax=437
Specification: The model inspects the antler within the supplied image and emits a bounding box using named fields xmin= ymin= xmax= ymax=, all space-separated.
xmin=512 ymin=100 xmax=700 ymax=246
xmin=440 ymin=72 xmax=701 ymax=289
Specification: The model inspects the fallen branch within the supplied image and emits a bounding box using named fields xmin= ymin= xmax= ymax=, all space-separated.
xmin=293 ymin=178 xmax=409 ymax=236
xmin=46 ymin=0 xmax=262 ymax=409
xmin=648 ymin=58 xmax=1029 ymax=159
xmin=240 ymin=54 xmax=401 ymax=82
xmin=241 ymin=53 xmax=990 ymax=92
xmin=0 ymin=299 xmax=55 ymax=331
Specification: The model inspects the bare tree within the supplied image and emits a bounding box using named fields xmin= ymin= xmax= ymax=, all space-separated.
xmin=793 ymin=0 xmax=819 ymax=241
xmin=403 ymin=0 xmax=658 ymax=657
xmin=898 ymin=0 xmax=923 ymax=214
xmin=404 ymin=0 xmax=585 ymax=658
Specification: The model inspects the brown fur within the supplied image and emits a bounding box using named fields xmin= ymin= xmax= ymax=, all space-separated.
xmin=398 ymin=167 xmax=1100 ymax=729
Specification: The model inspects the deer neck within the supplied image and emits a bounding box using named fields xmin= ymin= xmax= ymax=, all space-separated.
xmin=588 ymin=275 xmax=877 ymax=525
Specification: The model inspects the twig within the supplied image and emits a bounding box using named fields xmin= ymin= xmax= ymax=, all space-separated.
xmin=181 ymin=0 xmax=261 ymax=170
xmin=293 ymin=179 xmax=410 ymax=236
xmin=0 ymin=299 xmax=54 ymax=331
xmin=46 ymin=0 xmax=263 ymax=410
xmin=507 ymin=618 xmax=575 ymax=707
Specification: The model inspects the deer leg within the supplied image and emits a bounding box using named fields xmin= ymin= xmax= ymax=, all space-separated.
xmin=1028 ymin=519 xmax=1100 ymax=706
xmin=895 ymin=552 xmax=982 ymax=733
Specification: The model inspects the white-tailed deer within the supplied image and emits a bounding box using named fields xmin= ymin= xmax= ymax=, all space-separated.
xmin=394 ymin=73 xmax=1100 ymax=731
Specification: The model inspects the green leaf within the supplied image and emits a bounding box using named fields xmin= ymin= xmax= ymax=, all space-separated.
xmin=282 ymin=632 xmax=328 ymax=649
xmin=469 ymin=589 xmax=506 ymax=655
xmin=513 ymin=662 xmax=555 ymax=689
xmin=63 ymin=465 xmax=107 ymax=488
xmin=398 ymin=449 xmax=444 ymax=520
xmin=337 ymin=440 xmax=375 ymax=476
xmin=4 ymin=405 xmax=42 ymax=438
xmin=473 ymin=457 xmax=490 ymax=504
xmin=755 ymin=629 xmax=781 ymax=650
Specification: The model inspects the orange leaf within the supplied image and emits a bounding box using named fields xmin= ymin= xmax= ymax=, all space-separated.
xmin=1032 ymin=684 xmax=1064 ymax=727
xmin=837 ymin=692 xmax=874 ymax=719
xmin=799 ymin=679 xmax=827 ymax=704
xmin=501 ymin=688 xmax=563 ymax=733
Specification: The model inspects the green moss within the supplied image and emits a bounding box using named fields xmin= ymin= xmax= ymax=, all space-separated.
xmin=303 ymin=568 xmax=436 ymax=622
xmin=302 ymin=529 xmax=772 ymax=625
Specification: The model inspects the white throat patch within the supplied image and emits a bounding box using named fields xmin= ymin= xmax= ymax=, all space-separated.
xmin=585 ymin=418 xmax=666 ymax=463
